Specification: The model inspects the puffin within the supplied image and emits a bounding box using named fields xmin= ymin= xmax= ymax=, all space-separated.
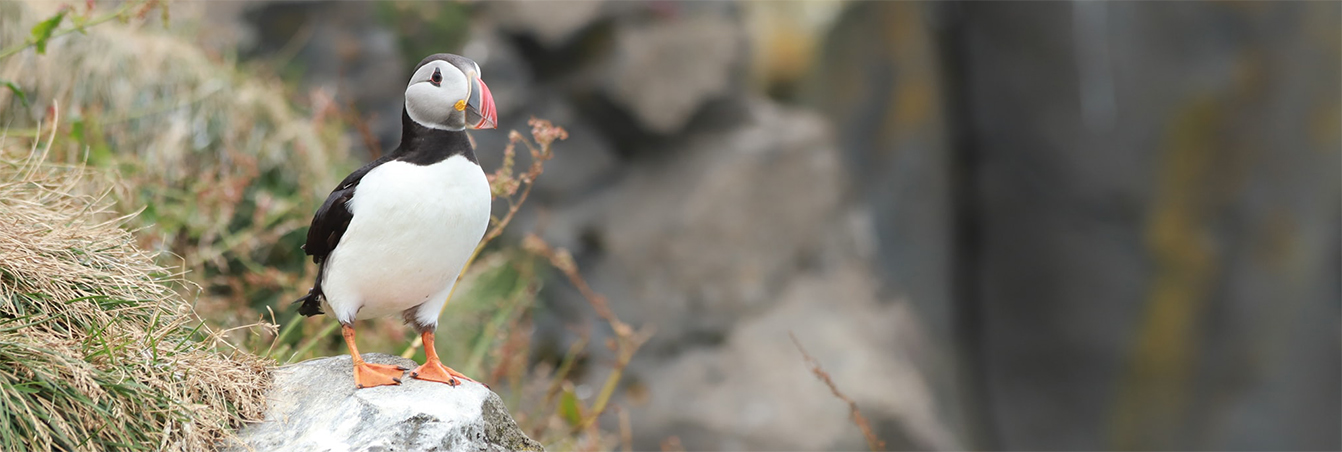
xmin=294 ymin=53 xmax=498 ymax=389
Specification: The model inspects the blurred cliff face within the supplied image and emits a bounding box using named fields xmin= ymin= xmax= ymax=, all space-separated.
xmin=201 ymin=1 xmax=1338 ymax=450
xmin=815 ymin=3 xmax=1340 ymax=450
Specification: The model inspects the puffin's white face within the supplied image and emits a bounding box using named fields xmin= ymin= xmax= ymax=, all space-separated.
xmin=404 ymin=57 xmax=497 ymax=131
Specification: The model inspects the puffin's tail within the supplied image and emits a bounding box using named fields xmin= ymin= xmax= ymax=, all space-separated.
xmin=294 ymin=287 xmax=324 ymax=317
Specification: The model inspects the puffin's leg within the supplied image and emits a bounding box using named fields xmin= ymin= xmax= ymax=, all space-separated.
xmin=342 ymin=323 xmax=406 ymax=389
xmin=410 ymin=331 xmax=478 ymax=386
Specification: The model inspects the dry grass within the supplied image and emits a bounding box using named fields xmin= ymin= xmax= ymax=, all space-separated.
xmin=0 ymin=138 xmax=269 ymax=451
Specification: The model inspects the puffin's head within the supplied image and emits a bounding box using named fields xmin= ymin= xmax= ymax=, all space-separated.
xmin=404 ymin=53 xmax=497 ymax=131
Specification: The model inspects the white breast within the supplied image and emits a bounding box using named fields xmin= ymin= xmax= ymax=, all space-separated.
xmin=320 ymin=155 xmax=491 ymax=324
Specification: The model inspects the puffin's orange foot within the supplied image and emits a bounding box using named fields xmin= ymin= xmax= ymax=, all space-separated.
xmin=354 ymin=362 xmax=407 ymax=389
xmin=411 ymin=359 xmax=476 ymax=387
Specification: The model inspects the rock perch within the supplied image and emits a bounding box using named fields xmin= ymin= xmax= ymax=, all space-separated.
xmin=230 ymin=353 xmax=543 ymax=452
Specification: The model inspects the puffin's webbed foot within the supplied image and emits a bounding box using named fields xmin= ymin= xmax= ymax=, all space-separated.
xmin=342 ymin=323 xmax=407 ymax=389
xmin=354 ymin=362 xmax=407 ymax=389
xmin=410 ymin=359 xmax=476 ymax=387
xmin=410 ymin=330 xmax=481 ymax=387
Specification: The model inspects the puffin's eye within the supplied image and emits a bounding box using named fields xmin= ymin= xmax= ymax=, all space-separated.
xmin=430 ymin=68 xmax=442 ymax=86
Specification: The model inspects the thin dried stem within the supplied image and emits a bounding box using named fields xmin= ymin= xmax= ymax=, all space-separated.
xmin=617 ymin=405 xmax=633 ymax=452
xmin=790 ymin=332 xmax=886 ymax=452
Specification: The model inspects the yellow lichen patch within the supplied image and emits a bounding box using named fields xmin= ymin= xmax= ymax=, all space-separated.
xmin=742 ymin=1 xmax=844 ymax=94
xmin=879 ymin=2 xmax=943 ymax=143
xmin=1111 ymin=97 xmax=1224 ymax=450
xmin=891 ymin=77 xmax=937 ymax=135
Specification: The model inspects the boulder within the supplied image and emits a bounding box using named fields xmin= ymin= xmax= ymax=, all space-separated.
xmin=630 ymin=264 xmax=960 ymax=451
xmin=568 ymin=98 xmax=847 ymax=356
xmin=489 ymin=0 xmax=606 ymax=48
xmin=229 ymin=353 xmax=543 ymax=452
xmin=604 ymin=13 xmax=744 ymax=134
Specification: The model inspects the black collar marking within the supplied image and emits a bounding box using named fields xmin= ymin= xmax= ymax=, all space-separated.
xmin=395 ymin=109 xmax=478 ymax=165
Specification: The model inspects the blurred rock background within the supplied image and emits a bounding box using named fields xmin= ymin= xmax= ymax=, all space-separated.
xmin=4 ymin=1 xmax=1336 ymax=450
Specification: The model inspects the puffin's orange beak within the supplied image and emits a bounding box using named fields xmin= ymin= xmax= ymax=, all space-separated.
xmin=467 ymin=77 xmax=497 ymax=130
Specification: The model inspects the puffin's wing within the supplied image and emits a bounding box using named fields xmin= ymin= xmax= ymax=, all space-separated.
xmin=303 ymin=155 xmax=393 ymax=262
xmin=303 ymin=186 xmax=356 ymax=262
